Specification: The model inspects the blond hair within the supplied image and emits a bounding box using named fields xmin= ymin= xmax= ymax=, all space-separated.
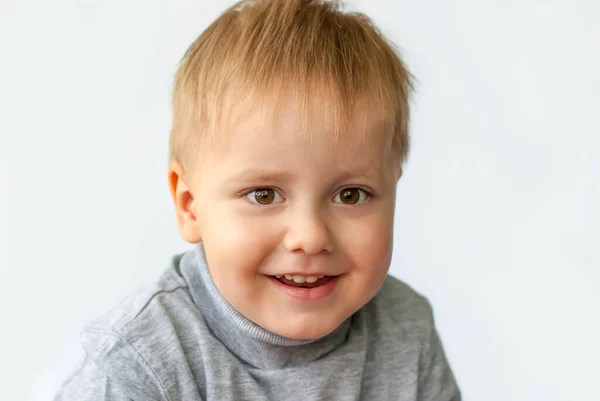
xmin=169 ymin=0 xmax=414 ymax=170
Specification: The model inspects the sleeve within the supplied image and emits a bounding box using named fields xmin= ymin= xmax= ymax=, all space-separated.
xmin=417 ymin=302 xmax=462 ymax=401
xmin=54 ymin=357 xmax=132 ymax=401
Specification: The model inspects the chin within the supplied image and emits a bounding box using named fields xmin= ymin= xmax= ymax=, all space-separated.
xmin=269 ymin=317 xmax=343 ymax=340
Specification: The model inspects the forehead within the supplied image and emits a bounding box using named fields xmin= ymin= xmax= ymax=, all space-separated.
xmin=210 ymin=94 xmax=395 ymax=167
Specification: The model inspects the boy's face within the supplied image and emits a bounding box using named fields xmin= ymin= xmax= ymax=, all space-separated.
xmin=170 ymin=100 xmax=401 ymax=340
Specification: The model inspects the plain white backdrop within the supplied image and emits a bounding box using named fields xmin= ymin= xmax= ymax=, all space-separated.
xmin=1 ymin=0 xmax=599 ymax=400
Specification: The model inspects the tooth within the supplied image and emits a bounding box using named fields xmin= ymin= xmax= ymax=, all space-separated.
xmin=292 ymin=275 xmax=306 ymax=283
xmin=305 ymin=276 xmax=318 ymax=283
xmin=285 ymin=274 xmax=293 ymax=280
xmin=275 ymin=275 xmax=282 ymax=278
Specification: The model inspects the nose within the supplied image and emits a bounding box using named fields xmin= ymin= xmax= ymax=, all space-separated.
xmin=282 ymin=208 xmax=334 ymax=255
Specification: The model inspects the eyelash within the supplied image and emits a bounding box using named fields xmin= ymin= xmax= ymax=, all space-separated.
xmin=241 ymin=186 xmax=373 ymax=206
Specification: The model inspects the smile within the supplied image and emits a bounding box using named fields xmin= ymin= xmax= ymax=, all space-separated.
xmin=267 ymin=274 xmax=340 ymax=301
xmin=273 ymin=274 xmax=331 ymax=288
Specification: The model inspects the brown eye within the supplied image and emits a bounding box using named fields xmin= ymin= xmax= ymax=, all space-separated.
xmin=340 ymin=189 xmax=359 ymax=204
xmin=334 ymin=188 xmax=368 ymax=205
xmin=253 ymin=189 xmax=276 ymax=204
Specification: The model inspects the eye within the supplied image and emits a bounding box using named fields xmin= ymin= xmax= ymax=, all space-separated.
xmin=333 ymin=188 xmax=369 ymax=205
xmin=245 ymin=188 xmax=284 ymax=205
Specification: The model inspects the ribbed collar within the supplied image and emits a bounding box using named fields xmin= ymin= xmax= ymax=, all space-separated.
xmin=178 ymin=244 xmax=352 ymax=370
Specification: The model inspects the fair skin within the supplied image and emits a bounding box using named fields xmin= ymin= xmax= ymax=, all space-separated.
xmin=169 ymin=98 xmax=402 ymax=340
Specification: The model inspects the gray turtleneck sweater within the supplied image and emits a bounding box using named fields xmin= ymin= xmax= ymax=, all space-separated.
xmin=55 ymin=246 xmax=461 ymax=400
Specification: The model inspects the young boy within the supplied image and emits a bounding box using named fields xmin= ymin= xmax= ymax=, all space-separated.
xmin=56 ymin=0 xmax=461 ymax=400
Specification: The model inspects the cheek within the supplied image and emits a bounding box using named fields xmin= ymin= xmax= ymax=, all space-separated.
xmin=201 ymin=214 xmax=277 ymax=306
xmin=337 ymin=210 xmax=394 ymax=280
xmin=200 ymin=206 xmax=279 ymax=277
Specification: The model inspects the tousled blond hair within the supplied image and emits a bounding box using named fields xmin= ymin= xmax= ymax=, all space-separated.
xmin=169 ymin=0 xmax=414 ymax=171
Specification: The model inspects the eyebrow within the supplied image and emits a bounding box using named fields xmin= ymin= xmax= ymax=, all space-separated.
xmin=226 ymin=163 xmax=384 ymax=185
xmin=226 ymin=169 xmax=295 ymax=184
xmin=336 ymin=164 xmax=384 ymax=181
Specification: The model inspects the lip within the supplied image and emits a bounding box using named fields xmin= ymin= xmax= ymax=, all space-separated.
xmin=273 ymin=273 xmax=332 ymax=277
xmin=268 ymin=275 xmax=339 ymax=301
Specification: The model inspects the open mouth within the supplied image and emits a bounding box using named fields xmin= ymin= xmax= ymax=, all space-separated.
xmin=271 ymin=275 xmax=333 ymax=289
xmin=268 ymin=274 xmax=340 ymax=301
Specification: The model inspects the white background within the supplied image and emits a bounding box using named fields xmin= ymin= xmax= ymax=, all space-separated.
xmin=1 ymin=0 xmax=599 ymax=400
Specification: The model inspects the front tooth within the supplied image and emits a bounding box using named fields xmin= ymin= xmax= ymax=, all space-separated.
xmin=285 ymin=274 xmax=294 ymax=280
xmin=292 ymin=275 xmax=306 ymax=283
xmin=275 ymin=275 xmax=282 ymax=278
xmin=305 ymin=276 xmax=318 ymax=283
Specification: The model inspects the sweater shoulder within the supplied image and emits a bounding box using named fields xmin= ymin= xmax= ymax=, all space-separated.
xmin=76 ymin=252 xmax=204 ymax=400
xmin=83 ymin=253 xmax=192 ymax=336
xmin=367 ymin=274 xmax=435 ymax=333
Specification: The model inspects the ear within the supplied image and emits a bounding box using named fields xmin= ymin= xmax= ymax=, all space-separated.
xmin=396 ymin=166 xmax=403 ymax=182
xmin=168 ymin=161 xmax=202 ymax=244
